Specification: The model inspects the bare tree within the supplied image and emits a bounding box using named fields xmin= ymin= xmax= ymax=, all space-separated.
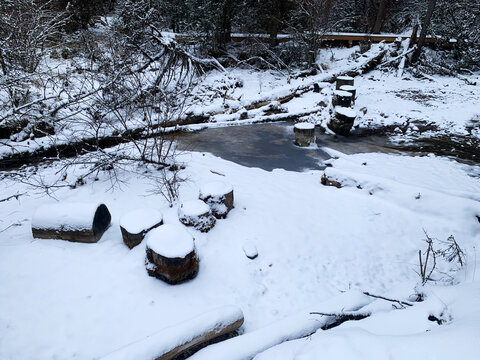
xmin=411 ymin=0 xmax=437 ymax=63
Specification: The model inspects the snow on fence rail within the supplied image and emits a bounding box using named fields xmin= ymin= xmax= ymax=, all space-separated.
xmin=100 ymin=306 xmax=244 ymax=360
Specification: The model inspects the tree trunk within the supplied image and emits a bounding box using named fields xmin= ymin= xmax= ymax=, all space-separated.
xmin=215 ymin=0 xmax=235 ymax=51
xmin=411 ymin=0 xmax=437 ymax=64
xmin=372 ymin=0 xmax=387 ymax=34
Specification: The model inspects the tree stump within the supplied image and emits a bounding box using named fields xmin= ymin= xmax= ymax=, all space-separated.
xmin=199 ymin=182 xmax=234 ymax=219
xmin=332 ymin=90 xmax=353 ymax=107
xmin=31 ymin=203 xmax=111 ymax=243
xmin=120 ymin=208 xmax=163 ymax=249
xmin=179 ymin=200 xmax=216 ymax=233
xmin=293 ymin=122 xmax=315 ymax=147
xmin=145 ymin=224 xmax=199 ymax=285
xmin=328 ymin=107 xmax=357 ymax=136
xmin=339 ymin=85 xmax=357 ymax=104
xmin=335 ymin=75 xmax=354 ymax=90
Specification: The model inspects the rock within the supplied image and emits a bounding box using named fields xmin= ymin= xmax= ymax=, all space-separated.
xmin=335 ymin=75 xmax=354 ymax=90
xmin=321 ymin=174 xmax=342 ymax=188
xmin=179 ymin=200 xmax=216 ymax=233
xmin=293 ymin=122 xmax=315 ymax=147
xmin=242 ymin=242 xmax=258 ymax=260
xmin=332 ymin=90 xmax=353 ymax=107
xmin=145 ymin=224 xmax=199 ymax=285
xmin=328 ymin=107 xmax=356 ymax=136
xmin=199 ymin=182 xmax=234 ymax=219
xmin=120 ymin=208 xmax=163 ymax=249
xmin=31 ymin=202 xmax=111 ymax=243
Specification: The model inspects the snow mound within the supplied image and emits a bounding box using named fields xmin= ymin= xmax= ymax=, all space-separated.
xmin=333 ymin=90 xmax=353 ymax=98
xmin=336 ymin=75 xmax=354 ymax=81
xmin=339 ymin=85 xmax=355 ymax=91
xmin=199 ymin=181 xmax=233 ymax=199
xmin=119 ymin=208 xmax=163 ymax=234
xmin=179 ymin=200 xmax=210 ymax=217
xmin=335 ymin=107 xmax=356 ymax=118
xmin=32 ymin=202 xmax=103 ymax=231
xmin=294 ymin=122 xmax=315 ymax=130
xmin=146 ymin=224 xmax=195 ymax=258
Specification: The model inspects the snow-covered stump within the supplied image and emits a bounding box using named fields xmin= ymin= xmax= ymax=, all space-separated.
xmin=31 ymin=203 xmax=111 ymax=243
xmin=335 ymin=75 xmax=354 ymax=90
xmin=179 ymin=200 xmax=216 ymax=233
xmin=100 ymin=306 xmax=244 ymax=360
xmin=145 ymin=224 xmax=199 ymax=285
xmin=120 ymin=208 xmax=163 ymax=249
xmin=332 ymin=90 xmax=353 ymax=108
xmin=293 ymin=122 xmax=315 ymax=147
xmin=328 ymin=107 xmax=357 ymax=136
xmin=199 ymin=182 xmax=234 ymax=219
xmin=339 ymin=85 xmax=357 ymax=104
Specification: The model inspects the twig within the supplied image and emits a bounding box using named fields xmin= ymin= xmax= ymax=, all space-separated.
xmin=0 ymin=192 xmax=25 ymax=203
xmin=362 ymin=291 xmax=413 ymax=307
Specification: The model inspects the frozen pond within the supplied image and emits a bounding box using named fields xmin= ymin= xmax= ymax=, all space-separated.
xmin=176 ymin=122 xmax=397 ymax=172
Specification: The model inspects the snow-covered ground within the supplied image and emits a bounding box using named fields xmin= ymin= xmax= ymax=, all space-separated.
xmin=1 ymin=143 xmax=479 ymax=358
xmin=1 ymin=42 xmax=480 ymax=359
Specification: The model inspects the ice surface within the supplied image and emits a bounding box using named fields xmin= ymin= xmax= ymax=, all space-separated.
xmin=31 ymin=202 xmax=102 ymax=230
xmin=119 ymin=208 xmax=162 ymax=234
xmin=146 ymin=224 xmax=195 ymax=258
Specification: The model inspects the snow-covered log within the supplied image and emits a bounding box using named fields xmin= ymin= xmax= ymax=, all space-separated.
xmin=339 ymin=85 xmax=357 ymax=104
xmin=179 ymin=200 xmax=216 ymax=233
xmin=199 ymin=182 xmax=234 ymax=219
xmin=328 ymin=107 xmax=357 ymax=136
xmin=145 ymin=224 xmax=199 ymax=285
xmin=120 ymin=208 xmax=163 ymax=249
xmin=101 ymin=306 xmax=244 ymax=360
xmin=332 ymin=90 xmax=353 ymax=107
xmin=294 ymin=122 xmax=315 ymax=147
xmin=335 ymin=75 xmax=354 ymax=90
xmin=31 ymin=203 xmax=111 ymax=243
xmin=189 ymin=291 xmax=371 ymax=360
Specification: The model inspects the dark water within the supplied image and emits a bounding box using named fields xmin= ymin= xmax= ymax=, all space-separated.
xmin=176 ymin=122 xmax=397 ymax=172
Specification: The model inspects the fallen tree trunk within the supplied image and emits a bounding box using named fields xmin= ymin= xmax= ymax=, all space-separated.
xmin=100 ymin=306 xmax=244 ymax=360
xmin=189 ymin=291 xmax=371 ymax=360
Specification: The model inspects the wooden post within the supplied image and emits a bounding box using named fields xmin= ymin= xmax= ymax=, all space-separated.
xmin=179 ymin=200 xmax=216 ymax=233
xmin=294 ymin=122 xmax=315 ymax=147
xmin=145 ymin=225 xmax=199 ymax=285
xmin=199 ymin=182 xmax=234 ymax=219
xmin=328 ymin=107 xmax=357 ymax=136
xmin=120 ymin=208 xmax=163 ymax=249
xmin=332 ymin=90 xmax=353 ymax=107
